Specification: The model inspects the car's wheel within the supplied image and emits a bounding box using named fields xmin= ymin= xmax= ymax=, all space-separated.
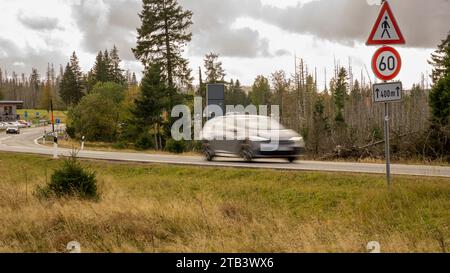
xmin=240 ymin=141 xmax=253 ymax=162
xmin=202 ymin=143 xmax=215 ymax=162
xmin=287 ymin=157 xmax=298 ymax=163
xmin=204 ymin=149 xmax=214 ymax=161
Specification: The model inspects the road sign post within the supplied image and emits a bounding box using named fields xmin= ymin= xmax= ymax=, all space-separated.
xmin=367 ymin=0 xmax=405 ymax=189
xmin=372 ymin=81 xmax=402 ymax=188
xmin=384 ymin=102 xmax=391 ymax=189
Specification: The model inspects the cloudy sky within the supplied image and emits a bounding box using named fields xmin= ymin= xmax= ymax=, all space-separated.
xmin=0 ymin=0 xmax=449 ymax=90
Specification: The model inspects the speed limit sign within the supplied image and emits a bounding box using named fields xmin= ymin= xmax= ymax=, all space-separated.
xmin=372 ymin=46 xmax=402 ymax=81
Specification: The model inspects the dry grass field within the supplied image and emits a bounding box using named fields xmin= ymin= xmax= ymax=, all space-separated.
xmin=0 ymin=152 xmax=448 ymax=253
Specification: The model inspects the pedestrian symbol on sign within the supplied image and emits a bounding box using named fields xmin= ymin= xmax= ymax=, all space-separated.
xmin=366 ymin=1 xmax=405 ymax=45
xmin=381 ymin=16 xmax=391 ymax=39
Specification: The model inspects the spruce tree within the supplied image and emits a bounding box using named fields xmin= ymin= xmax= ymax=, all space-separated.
xmin=134 ymin=64 xmax=167 ymax=125
xmin=133 ymin=63 xmax=168 ymax=149
xmin=110 ymin=45 xmax=126 ymax=85
xmin=249 ymin=75 xmax=271 ymax=106
xmin=60 ymin=52 xmax=84 ymax=106
xmin=429 ymin=33 xmax=450 ymax=84
xmin=60 ymin=63 xmax=77 ymax=105
xmin=133 ymin=0 xmax=193 ymax=96
xmin=204 ymin=52 xmax=226 ymax=83
xmin=428 ymin=33 xmax=450 ymax=158
xmin=69 ymin=51 xmax=84 ymax=104
xmin=93 ymin=51 xmax=109 ymax=83
xmin=30 ymin=69 xmax=40 ymax=109
xmin=333 ymin=68 xmax=348 ymax=123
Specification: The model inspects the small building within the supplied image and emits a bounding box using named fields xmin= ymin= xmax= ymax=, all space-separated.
xmin=0 ymin=101 xmax=24 ymax=122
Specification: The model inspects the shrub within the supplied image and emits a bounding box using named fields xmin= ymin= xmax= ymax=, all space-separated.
xmin=186 ymin=140 xmax=203 ymax=152
xmin=165 ymin=139 xmax=186 ymax=154
xmin=36 ymin=153 xmax=99 ymax=200
xmin=65 ymin=126 xmax=76 ymax=139
xmin=113 ymin=141 xmax=129 ymax=150
xmin=135 ymin=132 xmax=154 ymax=150
xmin=68 ymin=82 xmax=127 ymax=142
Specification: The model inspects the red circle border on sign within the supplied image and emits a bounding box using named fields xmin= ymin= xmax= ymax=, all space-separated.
xmin=371 ymin=46 xmax=402 ymax=81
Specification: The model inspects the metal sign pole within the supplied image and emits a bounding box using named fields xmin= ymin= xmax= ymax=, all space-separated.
xmin=384 ymin=102 xmax=391 ymax=189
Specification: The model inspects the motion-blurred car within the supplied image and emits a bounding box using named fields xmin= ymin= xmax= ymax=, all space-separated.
xmin=6 ymin=126 xmax=20 ymax=134
xmin=201 ymin=114 xmax=305 ymax=162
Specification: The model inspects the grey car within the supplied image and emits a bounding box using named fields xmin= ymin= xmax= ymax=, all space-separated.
xmin=6 ymin=126 xmax=20 ymax=134
xmin=201 ymin=114 xmax=305 ymax=162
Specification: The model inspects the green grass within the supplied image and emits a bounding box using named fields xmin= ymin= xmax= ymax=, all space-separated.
xmin=0 ymin=152 xmax=448 ymax=253
xmin=16 ymin=109 xmax=67 ymax=124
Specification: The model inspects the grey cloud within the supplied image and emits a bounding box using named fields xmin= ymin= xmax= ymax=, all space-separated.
xmin=251 ymin=0 xmax=450 ymax=48
xmin=182 ymin=0 xmax=276 ymax=57
xmin=70 ymin=0 xmax=141 ymax=61
xmin=180 ymin=0 xmax=273 ymax=58
xmin=71 ymin=0 xmax=281 ymax=59
xmin=189 ymin=26 xmax=273 ymax=58
xmin=274 ymin=49 xmax=291 ymax=57
xmin=0 ymin=37 xmax=66 ymax=77
xmin=17 ymin=12 xmax=60 ymax=31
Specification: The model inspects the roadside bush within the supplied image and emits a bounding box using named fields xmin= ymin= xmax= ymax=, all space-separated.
xmin=186 ymin=140 xmax=203 ymax=152
xmin=65 ymin=126 xmax=76 ymax=139
xmin=68 ymin=82 xmax=126 ymax=142
xmin=36 ymin=153 xmax=99 ymax=200
xmin=113 ymin=141 xmax=129 ymax=150
xmin=165 ymin=139 xmax=186 ymax=154
xmin=135 ymin=132 xmax=154 ymax=150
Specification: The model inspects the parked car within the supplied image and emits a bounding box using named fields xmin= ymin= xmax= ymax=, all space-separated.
xmin=201 ymin=114 xmax=305 ymax=162
xmin=6 ymin=126 xmax=20 ymax=134
xmin=15 ymin=121 xmax=27 ymax=128
xmin=18 ymin=120 xmax=32 ymax=128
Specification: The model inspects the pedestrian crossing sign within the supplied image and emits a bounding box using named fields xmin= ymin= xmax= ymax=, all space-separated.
xmin=366 ymin=1 xmax=405 ymax=45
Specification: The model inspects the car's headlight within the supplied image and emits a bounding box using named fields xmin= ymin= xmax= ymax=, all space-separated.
xmin=290 ymin=136 xmax=305 ymax=146
xmin=249 ymin=136 xmax=270 ymax=142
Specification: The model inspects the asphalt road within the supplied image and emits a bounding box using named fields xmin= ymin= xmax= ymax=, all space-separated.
xmin=0 ymin=126 xmax=449 ymax=178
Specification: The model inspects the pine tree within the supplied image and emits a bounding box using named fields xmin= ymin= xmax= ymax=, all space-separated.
xmin=39 ymin=65 xmax=54 ymax=109
xmin=60 ymin=55 xmax=84 ymax=106
xmin=429 ymin=34 xmax=450 ymax=126
xmin=30 ymin=69 xmax=40 ymax=109
xmin=103 ymin=50 xmax=113 ymax=82
xmin=133 ymin=0 xmax=193 ymax=95
xmin=110 ymin=45 xmax=126 ymax=85
xmin=249 ymin=75 xmax=271 ymax=106
xmin=64 ymin=51 xmax=85 ymax=104
xmin=204 ymin=52 xmax=226 ymax=83
xmin=134 ymin=64 xmax=167 ymax=124
xmin=131 ymin=73 xmax=138 ymax=86
xmin=333 ymin=68 xmax=348 ymax=123
xmin=70 ymin=52 xmax=83 ymax=85
xmin=225 ymin=79 xmax=249 ymax=106
xmin=133 ymin=63 xmax=168 ymax=149
xmin=271 ymin=70 xmax=289 ymax=119
xmin=429 ymin=32 xmax=450 ymax=84
xmin=60 ymin=63 xmax=75 ymax=105
xmin=39 ymin=83 xmax=52 ymax=110
xmin=93 ymin=51 xmax=109 ymax=83
xmin=310 ymin=94 xmax=330 ymax=155
xmin=427 ymin=33 xmax=450 ymax=159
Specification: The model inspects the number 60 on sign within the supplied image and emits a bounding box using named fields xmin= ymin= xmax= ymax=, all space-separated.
xmin=372 ymin=46 xmax=402 ymax=81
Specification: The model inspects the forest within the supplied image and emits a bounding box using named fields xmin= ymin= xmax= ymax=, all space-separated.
xmin=0 ymin=0 xmax=448 ymax=162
